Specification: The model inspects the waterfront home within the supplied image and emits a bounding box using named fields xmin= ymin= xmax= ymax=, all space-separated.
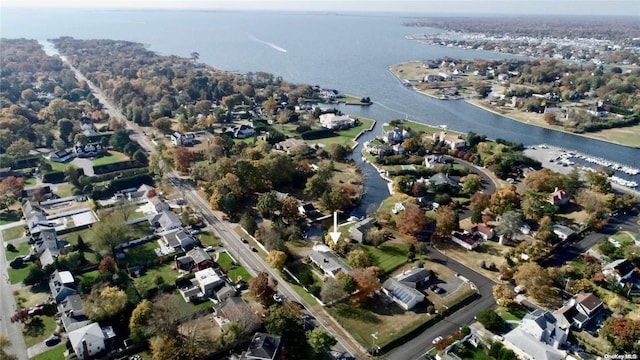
xmin=383 ymin=127 xmax=410 ymax=144
xmin=274 ymin=138 xmax=311 ymax=155
xmin=319 ymin=113 xmax=354 ymax=129
xmin=309 ymin=244 xmax=351 ymax=278
xmin=432 ymin=131 xmax=465 ymax=149
xmin=349 ymin=217 xmax=376 ymax=243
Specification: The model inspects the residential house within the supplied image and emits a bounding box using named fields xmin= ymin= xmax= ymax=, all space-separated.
xmin=80 ymin=120 xmax=98 ymax=137
xmin=383 ymin=127 xmax=409 ymax=144
xmin=368 ymin=144 xmax=394 ymax=157
xmin=175 ymin=247 xmax=214 ymax=272
xmin=382 ymin=268 xmax=430 ymax=311
xmin=503 ymin=310 xmax=568 ymax=360
xmin=320 ymin=89 xmax=338 ymax=101
xmin=552 ymin=224 xmax=576 ymax=240
xmin=297 ymin=203 xmax=317 ymax=218
xmin=170 ymin=131 xmax=196 ymax=146
xmin=451 ymin=232 xmax=481 ymax=250
xmin=74 ymin=142 xmax=103 ymax=158
xmin=349 ymin=217 xmax=376 ymax=243
xmin=242 ymin=332 xmax=282 ymax=360
xmin=232 ymin=124 xmax=256 ymax=139
xmin=163 ymin=228 xmax=197 ymax=251
xmin=319 ymin=113 xmax=354 ymax=129
xmin=392 ymin=143 xmax=405 ymax=155
xmin=464 ymin=224 xmax=494 ymax=240
xmin=602 ymin=258 xmax=636 ymax=286
xmin=179 ymin=267 xmax=225 ymax=302
xmin=39 ymin=247 xmax=59 ymax=267
xmin=309 ymin=244 xmax=351 ymax=278
xmin=432 ymin=131 xmax=465 ymax=149
xmin=68 ymin=323 xmax=116 ymax=360
xmin=58 ymin=294 xmax=91 ymax=332
xmin=543 ymin=107 xmax=568 ymax=122
xmin=548 ymin=188 xmax=570 ymax=207
xmin=274 ymin=138 xmax=310 ymax=155
xmin=33 ymin=228 xmax=63 ymax=256
xmin=48 ymin=149 xmax=75 ymax=162
xmin=216 ymin=284 xmax=238 ymax=302
xmin=148 ymin=196 xmax=171 ymax=214
xmin=20 ymin=186 xmax=52 ymax=200
xmin=424 ymin=155 xmax=443 ymax=168
xmin=0 ymin=167 xmax=20 ymax=180
xmin=554 ymin=293 xmax=604 ymax=329
xmin=49 ymin=270 xmax=77 ymax=303
xmin=149 ymin=210 xmax=182 ymax=232
xmin=428 ymin=173 xmax=459 ymax=187
xmin=213 ymin=296 xmax=261 ymax=333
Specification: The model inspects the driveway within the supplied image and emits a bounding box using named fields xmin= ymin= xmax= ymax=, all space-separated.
xmin=70 ymin=157 xmax=95 ymax=177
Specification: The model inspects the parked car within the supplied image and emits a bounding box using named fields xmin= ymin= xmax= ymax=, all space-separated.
xmin=430 ymin=285 xmax=445 ymax=294
xmin=45 ymin=335 xmax=60 ymax=346
xmin=432 ymin=336 xmax=443 ymax=345
xmin=273 ymin=294 xmax=283 ymax=304
xmin=251 ymin=247 xmax=258 ymax=252
xmin=204 ymin=246 xmax=215 ymax=252
xmin=241 ymin=237 xmax=249 ymax=244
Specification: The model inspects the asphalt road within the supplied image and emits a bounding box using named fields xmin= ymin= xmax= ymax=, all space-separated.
xmin=0 ymin=230 xmax=28 ymax=360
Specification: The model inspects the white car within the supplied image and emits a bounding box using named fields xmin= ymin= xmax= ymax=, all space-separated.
xmin=432 ymin=336 xmax=443 ymax=345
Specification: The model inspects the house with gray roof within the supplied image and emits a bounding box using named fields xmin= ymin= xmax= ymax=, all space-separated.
xmin=58 ymin=294 xmax=91 ymax=332
xmin=428 ymin=173 xmax=459 ymax=187
xmin=602 ymin=258 xmax=635 ymax=286
xmin=163 ymin=228 xmax=197 ymax=251
xmin=214 ymin=296 xmax=260 ymax=333
xmin=349 ymin=217 xmax=376 ymax=243
xmin=149 ymin=210 xmax=182 ymax=232
xmin=382 ymin=278 xmax=425 ymax=311
xmin=242 ymin=332 xmax=282 ymax=360
xmin=68 ymin=323 xmax=116 ymax=360
xmin=49 ymin=270 xmax=77 ymax=304
xmin=504 ymin=309 xmax=568 ymax=360
xmin=395 ymin=268 xmax=431 ymax=288
xmin=309 ymin=244 xmax=351 ymax=278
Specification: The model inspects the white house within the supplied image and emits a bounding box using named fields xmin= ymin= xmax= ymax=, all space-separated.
xmin=552 ymin=224 xmax=576 ymax=240
xmin=170 ymin=131 xmax=196 ymax=146
xmin=309 ymin=244 xmax=351 ymax=278
xmin=451 ymin=232 xmax=481 ymax=250
xmin=48 ymin=149 xmax=75 ymax=163
xmin=503 ymin=310 xmax=568 ymax=360
xmin=319 ymin=114 xmax=354 ymax=129
xmin=464 ymin=224 xmax=494 ymax=240
xmin=68 ymin=323 xmax=115 ymax=360
xmin=149 ymin=210 xmax=182 ymax=232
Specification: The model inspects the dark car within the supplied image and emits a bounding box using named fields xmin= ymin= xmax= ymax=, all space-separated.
xmin=45 ymin=335 xmax=61 ymax=346
xmin=430 ymin=285 xmax=445 ymax=294
xmin=251 ymin=247 xmax=258 ymax=252
xmin=241 ymin=237 xmax=249 ymax=244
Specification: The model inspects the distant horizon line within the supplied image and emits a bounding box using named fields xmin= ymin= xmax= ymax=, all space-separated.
xmin=1 ymin=6 xmax=637 ymax=17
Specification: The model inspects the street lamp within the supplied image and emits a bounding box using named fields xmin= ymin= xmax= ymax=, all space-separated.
xmin=371 ymin=332 xmax=378 ymax=356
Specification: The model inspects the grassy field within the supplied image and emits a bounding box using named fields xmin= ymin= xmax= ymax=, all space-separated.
xmin=328 ymin=299 xmax=434 ymax=349
xmin=133 ymin=262 xmax=177 ymax=294
xmin=121 ymin=241 xmax=159 ymax=266
xmin=496 ymin=304 xmax=528 ymax=322
xmin=358 ymin=242 xmax=410 ymax=276
xmin=23 ymin=314 xmax=57 ymax=347
xmin=382 ymin=119 xmax=444 ymax=135
xmin=217 ymin=251 xmax=251 ymax=282
xmin=14 ymin=285 xmax=50 ymax=309
xmin=24 ymin=177 xmax=37 ymax=186
xmin=2 ymin=225 xmax=25 ymax=241
xmin=44 ymin=159 xmax=74 ymax=172
xmin=31 ymin=344 xmax=66 ymax=360
xmin=611 ymin=231 xmax=635 ymax=246
xmin=8 ymin=263 xmax=34 ymax=284
xmin=5 ymin=241 xmax=30 ymax=261
xmin=198 ymin=231 xmax=221 ymax=247
xmin=0 ymin=210 xmax=21 ymax=225
xmin=54 ymin=183 xmax=75 ymax=198
xmin=91 ymin=150 xmax=129 ymax=166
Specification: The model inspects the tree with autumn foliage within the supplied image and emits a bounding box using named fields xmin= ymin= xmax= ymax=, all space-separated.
xmin=601 ymin=317 xmax=640 ymax=353
xmin=434 ymin=204 xmax=459 ymax=237
xmin=266 ymin=250 xmax=287 ymax=270
xmin=398 ymin=203 xmax=428 ymax=238
xmin=350 ymin=266 xmax=381 ymax=303
xmin=83 ymin=284 xmax=127 ymax=321
xmin=513 ymin=262 xmax=560 ymax=308
xmin=492 ymin=284 xmax=515 ymax=306
xmin=0 ymin=176 xmax=24 ymax=211
xmin=469 ymin=191 xmax=491 ymax=212
xmin=523 ymin=168 xmax=565 ymax=193
xmin=489 ymin=185 xmax=520 ymax=215
xmin=249 ymin=271 xmax=278 ymax=306
xmin=173 ymin=146 xmax=193 ymax=173
xmin=98 ymin=256 xmax=117 ymax=275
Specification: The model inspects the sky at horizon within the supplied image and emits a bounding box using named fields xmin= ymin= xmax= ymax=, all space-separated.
xmin=1 ymin=0 xmax=639 ymax=16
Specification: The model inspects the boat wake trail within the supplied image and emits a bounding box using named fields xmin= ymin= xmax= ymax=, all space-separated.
xmin=248 ymin=33 xmax=288 ymax=53
xmin=374 ymin=100 xmax=408 ymax=119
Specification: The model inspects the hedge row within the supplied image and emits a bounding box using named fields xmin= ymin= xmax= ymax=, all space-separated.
xmin=93 ymin=160 xmax=145 ymax=175
xmin=92 ymin=174 xmax=153 ymax=198
xmin=301 ymin=128 xmax=336 ymax=140
xmin=42 ymin=169 xmax=85 ymax=183
xmin=87 ymin=168 xmax=149 ymax=184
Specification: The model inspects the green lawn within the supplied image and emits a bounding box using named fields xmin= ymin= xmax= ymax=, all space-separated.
xmin=309 ymin=117 xmax=375 ymax=148
xmin=31 ymin=344 xmax=66 ymax=360
xmin=24 ymin=177 xmax=37 ymax=186
xmin=23 ymin=315 xmax=57 ymax=347
xmin=44 ymin=159 xmax=74 ymax=172
xmin=133 ymin=263 xmax=177 ymax=294
xmin=497 ymin=304 xmax=528 ymax=321
xmin=8 ymin=263 xmax=34 ymax=284
xmin=0 ymin=210 xmax=21 ymax=225
xmin=217 ymin=251 xmax=251 ymax=282
xmin=2 ymin=225 xmax=26 ymax=241
xmin=54 ymin=183 xmax=74 ymax=198
xmin=382 ymin=120 xmax=444 ymax=135
xmin=5 ymin=241 xmax=31 ymax=261
xmin=358 ymin=242 xmax=410 ymax=276
xmin=611 ymin=232 xmax=635 ymax=247
xmin=91 ymin=151 xmax=129 ymax=166
xmin=198 ymin=231 xmax=221 ymax=247
xmin=120 ymin=241 xmax=159 ymax=266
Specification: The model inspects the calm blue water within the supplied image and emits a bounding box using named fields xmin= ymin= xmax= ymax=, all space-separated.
xmin=2 ymin=8 xmax=638 ymax=214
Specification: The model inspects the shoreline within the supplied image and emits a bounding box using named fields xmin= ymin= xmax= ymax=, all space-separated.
xmin=387 ymin=65 xmax=639 ymax=149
